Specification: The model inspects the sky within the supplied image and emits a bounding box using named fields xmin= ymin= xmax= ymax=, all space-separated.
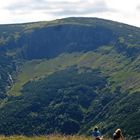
xmin=0 ymin=0 xmax=140 ymax=27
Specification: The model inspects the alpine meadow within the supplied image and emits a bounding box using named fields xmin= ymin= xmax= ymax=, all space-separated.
xmin=0 ymin=17 xmax=140 ymax=139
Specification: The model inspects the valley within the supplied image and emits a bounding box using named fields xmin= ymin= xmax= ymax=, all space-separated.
xmin=0 ymin=17 xmax=140 ymax=139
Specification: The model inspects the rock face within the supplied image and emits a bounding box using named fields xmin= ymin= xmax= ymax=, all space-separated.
xmin=0 ymin=17 xmax=140 ymax=139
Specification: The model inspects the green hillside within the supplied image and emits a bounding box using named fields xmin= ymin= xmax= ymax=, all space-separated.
xmin=0 ymin=17 xmax=140 ymax=139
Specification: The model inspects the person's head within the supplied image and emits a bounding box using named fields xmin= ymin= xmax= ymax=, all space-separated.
xmin=94 ymin=126 xmax=98 ymax=131
xmin=115 ymin=128 xmax=122 ymax=135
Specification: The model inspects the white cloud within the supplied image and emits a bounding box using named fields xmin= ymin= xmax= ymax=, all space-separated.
xmin=136 ymin=5 xmax=140 ymax=10
xmin=0 ymin=0 xmax=140 ymax=27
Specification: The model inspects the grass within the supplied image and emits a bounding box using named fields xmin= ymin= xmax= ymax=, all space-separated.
xmin=8 ymin=47 xmax=140 ymax=96
xmin=0 ymin=135 xmax=110 ymax=140
xmin=8 ymin=53 xmax=82 ymax=96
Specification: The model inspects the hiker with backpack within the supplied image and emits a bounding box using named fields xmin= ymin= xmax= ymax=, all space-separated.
xmin=92 ymin=126 xmax=103 ymax=140
xmin=113 ymin=128 xmax=125 ymax=140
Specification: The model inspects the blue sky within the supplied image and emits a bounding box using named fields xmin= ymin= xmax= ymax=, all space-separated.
xmin=0 ymin=0 xmax=140 ymax=27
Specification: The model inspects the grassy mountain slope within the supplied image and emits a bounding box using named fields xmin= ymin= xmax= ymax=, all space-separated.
xmin=1 ymin=66 xmax=139 ymax=138
xmin=9 ymin=47 xmax=140 ymax=97
xmin=1 ymin=17 xmax=140 ymax=59
xmin=0 ymin=17 xmax=140 ymax=139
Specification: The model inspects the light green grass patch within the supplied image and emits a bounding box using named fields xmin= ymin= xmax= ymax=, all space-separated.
xmin=8 ymin=47 xmax=140 ymax=96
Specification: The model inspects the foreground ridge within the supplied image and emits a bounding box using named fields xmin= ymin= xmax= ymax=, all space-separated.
xmin=0 ymin=135 xmax=111 ymax=140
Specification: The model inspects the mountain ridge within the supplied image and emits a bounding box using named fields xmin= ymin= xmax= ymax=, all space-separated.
xmin=0 ymin=17 xmax=140 ymax=139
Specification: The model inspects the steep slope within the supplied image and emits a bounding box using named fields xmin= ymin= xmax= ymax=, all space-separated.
xmin=1 ymin=17 xmax=140 ymax=59
xmin=0 ymin=17 xmax=140 ymax=139
xmin=0 ymin=54 xmax=16 ymax=99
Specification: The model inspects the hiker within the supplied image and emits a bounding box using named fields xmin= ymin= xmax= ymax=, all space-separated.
xmin=113 ymin=128 xmax=125 ymax=140
xmin=92 ymin=126 xmax=103 ymax=140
